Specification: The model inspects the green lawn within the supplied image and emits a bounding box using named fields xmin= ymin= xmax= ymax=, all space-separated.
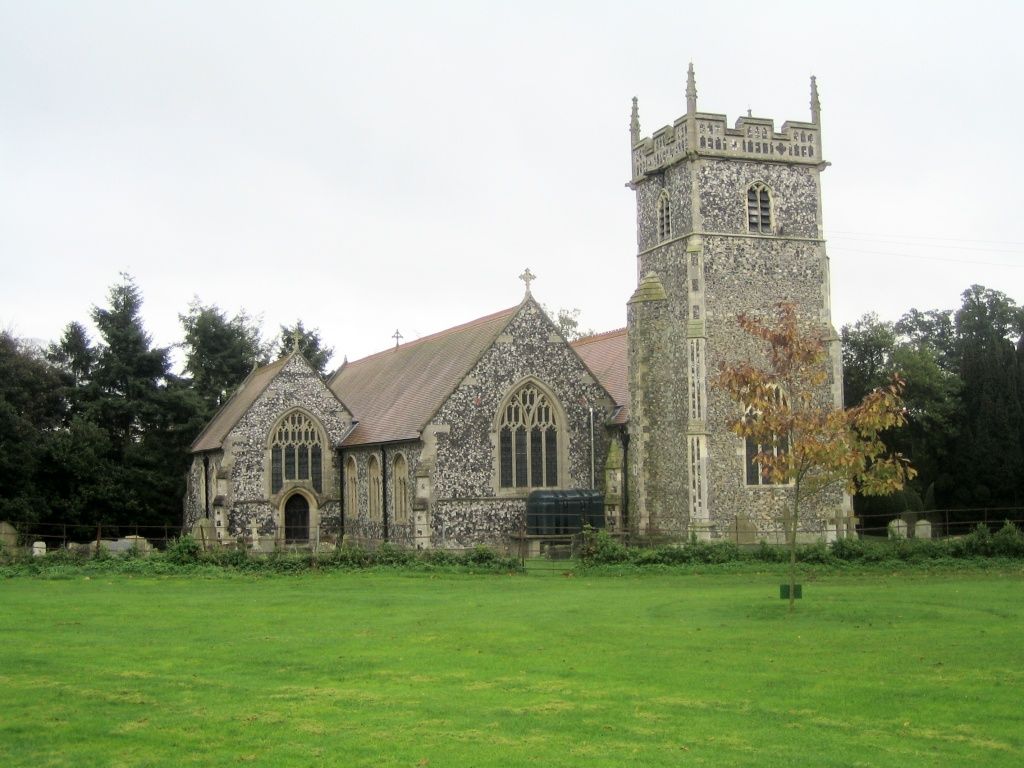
xmin=1 ymin=569 xmax=1021 ymax=767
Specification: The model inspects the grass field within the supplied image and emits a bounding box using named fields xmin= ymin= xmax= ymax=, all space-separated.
xmin=1 ymin=568 xmax=1022 ymax=767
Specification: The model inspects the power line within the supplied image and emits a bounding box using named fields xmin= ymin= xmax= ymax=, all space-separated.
xmin=830 ymin=230 xmax=1024 ymax=248
xmin=830 ymin=235 xmax=1024 ymax=257
xmin=830 ymin=247 xmax=1024 ymax=268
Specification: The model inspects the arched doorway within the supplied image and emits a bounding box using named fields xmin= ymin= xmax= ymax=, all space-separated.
xmin=284 ymin=494 xmax=310 ymax=543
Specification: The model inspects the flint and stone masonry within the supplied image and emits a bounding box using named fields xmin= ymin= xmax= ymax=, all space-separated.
xmin=626 ymin=65 xmax=849 ymax=541
xmin=184 ymin=66 xmax=851 ymax=548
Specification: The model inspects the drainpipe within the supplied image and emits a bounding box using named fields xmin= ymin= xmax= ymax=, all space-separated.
xmin=381 ymin=447 xmax=389 ymax=542
xmin=589 ymin=407 xmax=595 ymax=489
xmin=338 ymin=449 xmax=345 ymax=542
xmin=621 ymin=433 xmax=630 ymax=531
xmin=202 ymin=454 xmax=211 ymax=518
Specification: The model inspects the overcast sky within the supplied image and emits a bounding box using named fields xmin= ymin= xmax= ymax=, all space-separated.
xmin=2 ymin=1 xmax=1022 ymax=370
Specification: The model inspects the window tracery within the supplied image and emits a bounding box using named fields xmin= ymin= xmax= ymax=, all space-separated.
xmin=499 ymin=383 xmax=560 ymax=489
xmin=744 ymin=387 xmax=789 ymax=486
xmin=747 ymin=182 xmax=772 ymax=233
xmin=657 ymin=191 xmax=672 ymax=241
xmin=270 ymin=411 xmax=324 ymax=494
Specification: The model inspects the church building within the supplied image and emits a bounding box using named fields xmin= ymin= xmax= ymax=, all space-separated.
xmin=184 ymin=68 xmax=850 ymax=549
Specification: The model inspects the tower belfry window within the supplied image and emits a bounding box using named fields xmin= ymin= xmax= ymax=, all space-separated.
xmin=747 ymin=183 xmax=772 ymax=233
xmin=657 ymin=191 xmax=672 ymax=241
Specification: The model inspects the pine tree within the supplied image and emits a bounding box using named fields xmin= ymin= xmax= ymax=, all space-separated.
xmin=180 ymin=300 xmax=267 ymax=415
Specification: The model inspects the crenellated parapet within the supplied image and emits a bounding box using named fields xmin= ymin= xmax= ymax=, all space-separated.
xmin=629 ymin=66 xmax=823 ymax=183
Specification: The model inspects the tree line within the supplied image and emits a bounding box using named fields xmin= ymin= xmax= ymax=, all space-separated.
xmin=0 ymin=275 xmax=331 ymax=531
xmin=2 ymin=276 xmax=1022 ymax=532
xmin=842 ymin=285 xmax=1024 ymax=523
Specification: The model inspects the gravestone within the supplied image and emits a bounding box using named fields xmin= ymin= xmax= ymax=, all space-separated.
xmin=914 ymin=519 xmax=932 ymax=540
xmin=121 ymin=535 xmax=153 ymax=554
xmin=32 ymin=541 xmax=46 ymax=557
xmin=887 ymin=519 xmax=907 ymax=539
xmin=0 ymin=521 xmax=17 ymax=550
xmin=191 ymin=518 xmax=216 ymax=550
xmin=729 ymin=513 xmax=758 ymax=546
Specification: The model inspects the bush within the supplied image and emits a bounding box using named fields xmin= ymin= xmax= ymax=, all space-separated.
xmin=798 ymin=542 xmax=831 ymax=564
xmin=462 ymin=545 xmax=500 ymax=566
xmin=992 ymin=521 xmax=1024 ymax=557
xmin=207 ymin=546 xmax=252 ymax=569
xmin=579 ymin=527 xmax=630 ymax=564
xmin=374 ymin=542 xmax=416 ymax=566
xmin=751 ymin=540 xmax=788 ymax=562
xmin=165 ymin=535 xmax=201 ymax=565
xmin=329 ymin=545 xmax=372 ymax=569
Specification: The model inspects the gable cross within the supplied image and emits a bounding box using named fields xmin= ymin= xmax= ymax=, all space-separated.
xmin=519 ymin=268 xmax=536 ymax=294
xmin=392 ymin=329 xmax=403 ymax=348
xmin=290 ymin=328 xmax=302 ymax=352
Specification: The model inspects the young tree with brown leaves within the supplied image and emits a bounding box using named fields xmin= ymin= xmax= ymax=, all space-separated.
xmin=716 ymin=303 xmax=915 ymax=612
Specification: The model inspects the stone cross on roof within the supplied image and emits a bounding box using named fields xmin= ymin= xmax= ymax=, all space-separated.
xmin=519 ymin=268 xmax=536 ymax=294
xmin=392 ymin=329 xmax=403 ymax=349
xmin=291 ymin=328 xmax=302 ymax=352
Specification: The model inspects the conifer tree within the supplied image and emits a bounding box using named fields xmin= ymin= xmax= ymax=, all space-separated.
xmin=277 ymin=321 xmax=334 ymax=375
xmin=180 ymin=300 xmax=267 ymax=414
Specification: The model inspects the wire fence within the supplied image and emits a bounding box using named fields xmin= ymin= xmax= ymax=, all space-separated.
xmin=3 ymin=507 xmax=1022 ymax=561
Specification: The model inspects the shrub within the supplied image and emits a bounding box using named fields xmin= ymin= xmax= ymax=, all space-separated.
xmin=207 ymin=546 xmax=251 ymax=569
xmin=690 ymin=540 xmax=742 ymax=564
xmin=165 ymin=535 xmax=201 ymax=565
xmin=751 ymin=540 xmax=788 ymax=562
xmin=579 ymin=527 xmax=630 ymax=564
xmin=830 ymin=537 xmax=869 ymax=562
xmin=375 ymin=542 xmax=415 ymax=566
xmin=419 ymin=549 xmax=460 ymax=566
xmin=797 ymin=541 xmax=831 ymax=564
xmin=462 ymin=545 xmax=499 ymax=566
xmin=992 ymin=521 xmax=1024 ymax=558
xmin=959 ymin=524 xmax=994 ymax=557
xmin=330 ymin=545 xmax=372 ymax=569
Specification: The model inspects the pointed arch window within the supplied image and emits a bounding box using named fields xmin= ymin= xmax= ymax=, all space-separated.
xmin=393 ymin=454 xmax=410 ymax=525
xmin=499 ymin=383 xmax=560 ymax=489
xmin=657 ymin=191 xmax=672 ymax=241
xmin=744 ymin=387 xmax=789 ymax=486
xmin=344 ymin=456 xmax=358 ymax=517
xmin=368 ymin=455 xmax=382 ymax=521
xmin=270 ymin=411 xmax=324 ymax=494
xmin=747 ymin=182 xmax=772 ymax=233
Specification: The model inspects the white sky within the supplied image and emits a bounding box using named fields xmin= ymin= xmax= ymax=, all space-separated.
xmin=2 ymin=1 xmax=1022 ymax=370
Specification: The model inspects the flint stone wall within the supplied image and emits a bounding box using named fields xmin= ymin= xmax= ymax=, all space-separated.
xmin=425 ymin=301 xmax=615 ymax=548
xmin=187 ymin=354 xmax=352 ymax=539
xmin=340 ymin=442 xmax=420 ymax=547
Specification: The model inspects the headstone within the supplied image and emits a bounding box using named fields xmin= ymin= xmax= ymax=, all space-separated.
xmin=191 ymin=518 xmax=216 ymax=550
xmin=121 ymin=535 xmax=153 ymax=554
xmin=887 ymin=519 xmax=907 ymax=539
xmin=914 ymin=519 xmax=932 ymax=540
xmin=250 ymin=523 xmax=260 ymax=548
xmin=729 ymin=514 xmax=758 ymax=546
xmin=32 ymin=541 xmax=46 ymax=557
xmin=0 ymin=521 xmax=17 ymax=550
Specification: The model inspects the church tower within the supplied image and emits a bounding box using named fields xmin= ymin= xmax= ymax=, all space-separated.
xmin=627 ymin=66 xmax=845 ymax=541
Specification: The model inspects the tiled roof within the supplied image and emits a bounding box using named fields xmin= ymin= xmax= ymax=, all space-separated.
xmin=190 ymin=355 xmax=291 ymax=452
xmin=572 ymin=328 xmax=629 ymax=425
xmin=329 ymin=305 xmax=520 ymax=446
